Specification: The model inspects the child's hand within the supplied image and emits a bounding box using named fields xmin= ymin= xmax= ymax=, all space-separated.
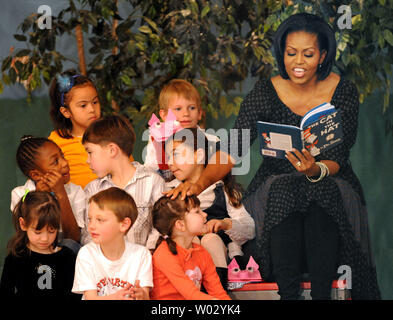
xmin=111 ymin=283 xmax=134 ymax=300
xmin=41 ymin=170 xmax=66 ymax=195
xmin=35 ymin=178 xmax=51 ymax=192
xmin=84 ymin=285 xmax=134 ymax=300
xmin=129 ymin=280 xmax=149 ymax=300
xmin=205 ymin=218 xmax=232 ymax=233
xmin=164 ymin=180 xmax=204 ymax=200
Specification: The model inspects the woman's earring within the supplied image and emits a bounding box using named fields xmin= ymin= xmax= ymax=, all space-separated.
xmin=318 ymin=64 xmax=322 ymax=70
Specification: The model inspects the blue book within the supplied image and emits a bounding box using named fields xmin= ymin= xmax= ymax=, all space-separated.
xmin=257 ymin=103 xmax=343 ymax=159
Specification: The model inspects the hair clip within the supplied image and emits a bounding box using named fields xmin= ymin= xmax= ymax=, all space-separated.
xmin=22 ymin=189 xmax=30 ymax=202
xmin=56 ymin=74 xmax=81 ymax=106
xmin=20 ymin=135 xmax=34 ymax=142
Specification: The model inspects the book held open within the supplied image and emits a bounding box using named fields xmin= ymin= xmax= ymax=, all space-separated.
xmin=257 ymin=102 xmax=343 ymax=159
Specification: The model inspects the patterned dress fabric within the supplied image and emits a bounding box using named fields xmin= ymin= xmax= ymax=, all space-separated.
xmin=230 ymin=79 xmax=381 ymax=299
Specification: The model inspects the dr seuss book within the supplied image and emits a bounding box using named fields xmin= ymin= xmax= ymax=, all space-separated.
xmin=257 ymin=103 xmax=343 ymax=159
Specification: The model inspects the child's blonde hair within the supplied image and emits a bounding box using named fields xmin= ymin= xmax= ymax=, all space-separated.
xmin=89 ymin=187 xmax=138 ymax=234
xmin=158 ymin=79 xmax=202 ymax=112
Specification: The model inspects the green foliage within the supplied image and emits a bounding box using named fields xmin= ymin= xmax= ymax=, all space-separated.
xmin=1 ymin=0 xmax=393 ymax=131
xmin=293 ymin=0 xmax=393 ymax=131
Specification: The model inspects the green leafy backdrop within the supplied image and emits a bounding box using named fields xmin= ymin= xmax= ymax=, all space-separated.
xmin=1 ymin=0 xmax=393 ymax=131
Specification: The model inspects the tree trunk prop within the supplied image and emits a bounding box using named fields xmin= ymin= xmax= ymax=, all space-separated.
xmin=75 ymin=24 xmax=87 ymax=76
xmin=111 ymin=0 xmax=119 ymax=111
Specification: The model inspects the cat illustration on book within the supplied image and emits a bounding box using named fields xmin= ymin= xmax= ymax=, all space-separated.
xmin=303 ymin=128 xmax=320 ymax=156
xmin=261 ymin=132 xmax=272 ymax=148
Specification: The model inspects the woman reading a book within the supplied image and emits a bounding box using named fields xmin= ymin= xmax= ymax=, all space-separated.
xmin=166 ymin=13 xmax=380 ymax=299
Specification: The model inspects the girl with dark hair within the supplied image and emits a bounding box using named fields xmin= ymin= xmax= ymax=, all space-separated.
xmin=150 ymin=195 xmax=230 ymax=300
xmin=165 ymin=128 xmax=255 ymax=290
xmin=167 ymin=13 xmax=380 ymax=299
xmin=11 ymin=135 xmax=86 ymax=246
xmin=48 ymin=70 xmax=101 ymax=188
xmin=0 ymin=191 xmax=77 ymax=298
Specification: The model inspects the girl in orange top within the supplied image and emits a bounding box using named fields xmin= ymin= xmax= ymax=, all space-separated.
xmin=150 ymin=195 xmax=231 ymax=300
xmin=48 ymin=71 xmax=101 ymax=188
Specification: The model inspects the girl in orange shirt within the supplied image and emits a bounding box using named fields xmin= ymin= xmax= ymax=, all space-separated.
xmin=150 ymin=195 xmax=231 ymax=300
xmin=48 ymin=71 xmax=101 ymax=188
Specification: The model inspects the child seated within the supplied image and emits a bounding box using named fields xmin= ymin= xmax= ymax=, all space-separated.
xmin=48 ymin=71 xmax=134 ymax=189
xmin=165 ymin=128 xmax=255 ymax=289
xmin=82 ymin=115 xmax=165 ymax=248
xmin=48 ymin=72 xmax=101 ymax=189
xmin=72 ymin=187 xmax=152 ymax=300
xmin=144 ymin=79 xmax=219 ymax=181
xmin=1 ymin=191 xmax=78 ymax=298
xmin=150 ymin=195 xmax=230 ymax=300
xmin=11 ymin=136 xmax=86 ymax=251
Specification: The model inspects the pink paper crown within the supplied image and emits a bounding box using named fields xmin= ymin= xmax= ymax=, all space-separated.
xmin=148 ymin=109 xmax=182 ymax=142
xmin=148 ymin=109 xmax=182 ymax=169
xmin=228 ymin=256 xmax=262 ymax=283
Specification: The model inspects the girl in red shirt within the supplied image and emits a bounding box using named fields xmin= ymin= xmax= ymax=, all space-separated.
xmin=150 ymin=195 xmax=231 ymax=300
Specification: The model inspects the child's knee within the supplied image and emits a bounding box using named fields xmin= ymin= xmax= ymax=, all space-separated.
xmin=201 ymin=233 xmax=225 ymax=247
xmin=200 ymin=233 xmax=228 ymax=267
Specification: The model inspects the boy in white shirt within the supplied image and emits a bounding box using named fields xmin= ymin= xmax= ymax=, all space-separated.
xmin=72 ymin=187 xmax=152 ymax=299
xmin=82 ymin=115 xmax=165 ymax=248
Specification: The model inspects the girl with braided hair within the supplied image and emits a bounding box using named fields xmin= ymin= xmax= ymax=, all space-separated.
xmin=150 ymin=195 xmax=230 ymax=300
xmin=10 ymin=135 xmax=86 ymax=250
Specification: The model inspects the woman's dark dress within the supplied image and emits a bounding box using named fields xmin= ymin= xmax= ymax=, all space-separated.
xmin=231 ymin=78 xmax=380 ymax=299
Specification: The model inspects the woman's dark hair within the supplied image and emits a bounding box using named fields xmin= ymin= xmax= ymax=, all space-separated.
xmin=16 ymin=135 xmax=59 ymax=179
xmin=152 ymin=195 xmax=200 ymax=255
xmin=273 ymin=12 xmax=336 ymax=81
xmin=49 ymin=69 xmax=97 ymax=139
xmin=166 ymin=128 xmax=244 ymax=207
xmin=8 ymin=191 xmax=61 ymax=257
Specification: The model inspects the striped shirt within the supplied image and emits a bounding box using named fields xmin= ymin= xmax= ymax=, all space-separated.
xmin=83 ymin=162 xmax=166 ymax=248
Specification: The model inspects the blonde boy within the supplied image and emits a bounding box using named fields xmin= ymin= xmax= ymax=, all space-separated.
xmin=144 ymin=79 xmax=219 ymax=181
xmin=72 ymin=187 xmax=153 ymax=300
xmin=81 ymin=115 xmax=165 ymax=248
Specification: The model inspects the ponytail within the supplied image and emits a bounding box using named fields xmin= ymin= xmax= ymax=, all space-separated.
xmin=155 ymin=235 xmax=178 ymax=255
xmin=222 ymin=173 xmax=244 ymax=208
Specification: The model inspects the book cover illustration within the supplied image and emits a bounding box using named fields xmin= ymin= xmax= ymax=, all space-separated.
xmin=257 ymin=103 xmax=343 ymax=159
